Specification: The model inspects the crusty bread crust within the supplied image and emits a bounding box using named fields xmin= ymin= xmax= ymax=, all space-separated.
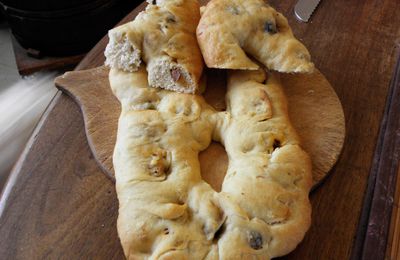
xmin=110 ymin=66 xmax=312 ymax=259
xmin=197 ymin=0 xmax=314 ymax=73
xmin=105 ymin=0 xmax=203 ymax=94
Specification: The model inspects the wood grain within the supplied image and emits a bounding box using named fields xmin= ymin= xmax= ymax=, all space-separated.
xmin=356 ymin=48 xmax=400 ymax=259
xmin=55 ymin=67 xmax=119 ymax=182
xmin=387 ymin=166 xmax=400 ymax=259
xmin=11 ymin=35 xmax=85 ymax=75
xmin=55 ymin=65 xmax=344 ymax=188
xmin=1 ymin=0 xmax=400 ymax=259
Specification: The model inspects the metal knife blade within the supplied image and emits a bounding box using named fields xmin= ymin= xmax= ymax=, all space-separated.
xmin=294 ymin=0 xmax=321 ymax=22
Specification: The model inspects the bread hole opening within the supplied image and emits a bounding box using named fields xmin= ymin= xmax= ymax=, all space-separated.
xmin=212 ymin=222 xmax=226 ymax=243
xmin=199 ymin=142 xmax=228 ymax=192
xmin=262 ymin=78 xmax=267 ymax=84
xmin=203 ymin=69 xmax=227 ymax=111
xmin=273 ymin=139 xmax=281 ymax=150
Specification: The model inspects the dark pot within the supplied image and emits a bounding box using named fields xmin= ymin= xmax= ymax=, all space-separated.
xmin=0 ymin=0 xmax=139 ymax=56
xmin=0 ymin=0 xmax=98 ymax=11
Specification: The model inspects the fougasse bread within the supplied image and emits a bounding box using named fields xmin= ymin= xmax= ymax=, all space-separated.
xmin=107 ymin=0 xmax=314 ymax=258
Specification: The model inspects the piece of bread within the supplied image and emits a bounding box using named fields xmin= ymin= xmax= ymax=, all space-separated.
xmin=110 ymin=66 xmax=312 ymax=259
xmin=105 ymin=0 xmax=203 ymax=94
xmin=197 ymin=0 xmax=314 ymax=73
xmin=217 ymin=69 xmax=312 ymax=258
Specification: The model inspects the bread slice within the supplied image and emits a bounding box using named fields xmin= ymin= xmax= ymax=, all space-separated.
xmin=105 ymin=0 xmax=203 ymax=94
xmin=105 ymin=23 xmax=142 ymax=72
xmin=197 ymin=0 xmax=314 ymax=73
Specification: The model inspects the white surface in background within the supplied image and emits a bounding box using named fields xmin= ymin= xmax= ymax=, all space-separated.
xmin=0 ymin=22 xmax=58 ymax=191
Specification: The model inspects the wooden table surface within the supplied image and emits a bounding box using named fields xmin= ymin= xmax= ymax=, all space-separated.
xmin=1 ymin=0 xmax=400 ymax=259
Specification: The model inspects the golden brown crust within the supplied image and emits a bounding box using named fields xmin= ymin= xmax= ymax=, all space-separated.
xmin=105 ymin=0 xmax=203 ymax=93
xmin=197 ymin=0 xmax=314 ymax=73
xmin=110 ymin=67 xmax=312 ymax=259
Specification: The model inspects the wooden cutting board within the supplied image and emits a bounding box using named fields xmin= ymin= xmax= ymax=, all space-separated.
xmin=55 ymin=65 xmax=345 ymax=190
